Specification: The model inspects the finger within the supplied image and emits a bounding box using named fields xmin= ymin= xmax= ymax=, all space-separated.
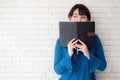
xmin=70 ymin=44 xmax=76 ymax=49
xmin=78 ymin=39 xmax=85 ymax=45
xmin=77 ymin=48 xmax=83 ymax=52
xmin=75 ymin=44 xmax=82 ymax=49
xmin=72 ymin=39 xmax=79 ymax=44
xmin=69 ymin=38 xmax=75 ymax=43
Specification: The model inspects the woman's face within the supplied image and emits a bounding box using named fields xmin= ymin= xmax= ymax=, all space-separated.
xmin=69 ymin=8 xmax=88 ymax=22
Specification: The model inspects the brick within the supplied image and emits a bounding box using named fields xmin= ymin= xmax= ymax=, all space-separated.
xmin=0 ymin=0 xmax=119 ymax=80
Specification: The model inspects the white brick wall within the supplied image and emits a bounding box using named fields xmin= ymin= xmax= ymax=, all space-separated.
xmin=0 ymin=0 xmax=120 ymax=80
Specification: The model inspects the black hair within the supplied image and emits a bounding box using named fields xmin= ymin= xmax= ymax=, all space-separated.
xmin=68 ymin=4 xmax=91 ymax=20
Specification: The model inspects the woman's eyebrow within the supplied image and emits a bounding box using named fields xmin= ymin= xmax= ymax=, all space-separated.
xmin=73 ymin=13 xmax=79 ymax=15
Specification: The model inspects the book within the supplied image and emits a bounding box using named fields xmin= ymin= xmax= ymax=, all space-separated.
xmin=59 ymin=21 xmax=95 ymax=47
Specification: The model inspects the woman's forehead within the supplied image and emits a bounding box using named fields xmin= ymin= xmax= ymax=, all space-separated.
xmin=73 ymin=9 xmax=79 ymax=15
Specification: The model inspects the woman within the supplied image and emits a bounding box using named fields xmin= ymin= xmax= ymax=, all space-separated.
xmin=54 ymin=4 xmax=107 ymax=80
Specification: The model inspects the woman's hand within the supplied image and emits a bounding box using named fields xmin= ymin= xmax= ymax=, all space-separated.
xmin=75 ymin=39 xmax=89 ymax=59
xmin=67 ymin=38 xmax=78 ymax=58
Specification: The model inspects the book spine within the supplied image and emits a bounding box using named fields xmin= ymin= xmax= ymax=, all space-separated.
xmin=76 ymin=22 xmax=78 ymax=39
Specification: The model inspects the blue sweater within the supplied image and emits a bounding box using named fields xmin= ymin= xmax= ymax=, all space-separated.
xmin=54 ymin=35 xmax=107 ymax=80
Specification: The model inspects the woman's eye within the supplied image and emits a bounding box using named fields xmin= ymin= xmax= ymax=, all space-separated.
xmin=73 ymin=16 xmax=78 ymax=18
xmin=81 ymin=16 xmax=87 ymax=19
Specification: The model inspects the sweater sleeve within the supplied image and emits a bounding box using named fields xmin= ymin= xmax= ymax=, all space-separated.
xmin=53 ymin=39 xmax=73 ymax=75
xmin=89 ymin=35 xmax=107 ymax=73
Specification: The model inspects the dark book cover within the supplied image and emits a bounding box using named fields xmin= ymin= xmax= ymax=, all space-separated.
xmin=59 ymin=21 xmax=95 ymax=47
